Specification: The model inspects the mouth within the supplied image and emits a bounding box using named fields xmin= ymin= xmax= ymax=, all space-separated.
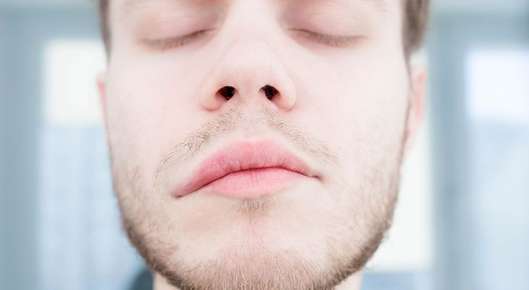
xmin=173 ymin=140 xmax=319 ymax=199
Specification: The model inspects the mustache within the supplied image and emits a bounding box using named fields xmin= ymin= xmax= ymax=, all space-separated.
xmin=154 ymin=105 xmax=338 ymax=181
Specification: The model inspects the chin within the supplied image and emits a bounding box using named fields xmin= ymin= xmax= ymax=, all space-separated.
xmin=162 ymin=234 xmax=335 ymax=290
xmin=176 ymin=183 xmax=336 ymax=257
xmin=121 ymin=172 xmax=394 ymax=290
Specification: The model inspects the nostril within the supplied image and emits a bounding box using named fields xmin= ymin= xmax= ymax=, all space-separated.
xmin=217 ymin=86 xmax=236 ymax=101
xmin=261 ymin=85 xmax=279 ymax=100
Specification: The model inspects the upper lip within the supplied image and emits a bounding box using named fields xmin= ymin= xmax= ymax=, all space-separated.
xmin=174 ymin=140 xmax=318 ymax=197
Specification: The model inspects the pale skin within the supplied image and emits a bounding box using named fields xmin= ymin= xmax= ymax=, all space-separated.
xmin=97 ymin=0 xmax=426 ymax=289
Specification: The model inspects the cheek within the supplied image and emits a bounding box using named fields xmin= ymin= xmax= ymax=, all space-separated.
xmin=105 ymin=59 xmax=206 ymax=182
xmin=291 ymin=49 xmax=409 ymax=171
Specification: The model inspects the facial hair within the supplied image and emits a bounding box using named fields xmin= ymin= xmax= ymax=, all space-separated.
xmin=109 ymin=104 xmax=408 ymax=290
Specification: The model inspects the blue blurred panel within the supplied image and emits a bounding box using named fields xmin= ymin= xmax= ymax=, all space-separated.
xmin=363 ymin=271 xmax=432 ymax=290
xmin=39 ymin=125 xmax=144 ymax=290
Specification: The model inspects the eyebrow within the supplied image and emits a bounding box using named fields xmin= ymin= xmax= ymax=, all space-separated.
xmin=121 ymin=0 xmax=216 ymax=13
xmin=120 ymin=0 xmax=194 ymax=16
xmin=291 ymin=0 xmax=388 ymax=13
xmin=121 ymin=0 xmax=175 ymax=13
xmin=352 ymin=0 xmax=388 ymax=15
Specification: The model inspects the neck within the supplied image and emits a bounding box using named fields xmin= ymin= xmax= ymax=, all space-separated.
xmin=153 ymin=271 xmax=364 ymax=290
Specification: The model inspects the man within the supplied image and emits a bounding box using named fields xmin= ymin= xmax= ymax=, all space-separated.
xmin=96 ymin=0 xmax=429 ymax=289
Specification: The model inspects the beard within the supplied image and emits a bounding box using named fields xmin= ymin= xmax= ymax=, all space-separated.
xmin=108 ymin=105 xmax=407 ymax=290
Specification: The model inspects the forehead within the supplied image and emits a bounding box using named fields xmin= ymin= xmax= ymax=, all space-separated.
xmin=113 ymin=0 xmax=392 ymax=15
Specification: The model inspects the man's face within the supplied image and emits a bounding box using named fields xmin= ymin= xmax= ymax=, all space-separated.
xmin=99 ymin=0 xmax=424 ymax=289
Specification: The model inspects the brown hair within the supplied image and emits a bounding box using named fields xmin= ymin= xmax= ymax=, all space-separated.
xmin=403 ymin=0 xmax=430 ymax=55
xmin=98 ymin=0 xmax=429 ymax=56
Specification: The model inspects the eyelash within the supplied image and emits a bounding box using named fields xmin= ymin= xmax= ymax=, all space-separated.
xmin=290 ymin=29 xmax=362 ymax=48
xmin=143 ymin=29 xmax=212 ymax=51
xmin=144 ymin=29 xmax=361 ymax=51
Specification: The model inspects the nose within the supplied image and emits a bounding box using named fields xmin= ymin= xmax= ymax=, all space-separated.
xmin=199 ymin=41 xmax=297 ymax=112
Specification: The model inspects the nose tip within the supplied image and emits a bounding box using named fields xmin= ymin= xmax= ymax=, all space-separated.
xmin=199 ymin=42 xmax=297 ymax=112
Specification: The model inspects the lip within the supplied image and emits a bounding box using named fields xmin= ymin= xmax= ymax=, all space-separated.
xmin=174 ymin=140 xmax=318 ymax=199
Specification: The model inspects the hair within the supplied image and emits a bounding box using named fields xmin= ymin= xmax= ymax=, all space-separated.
xmin=98 ymin=0 xmax=429 ymax=56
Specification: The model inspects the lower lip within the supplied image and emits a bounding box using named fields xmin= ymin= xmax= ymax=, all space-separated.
xmin=203 ymin=167 xmax=304 ymax=199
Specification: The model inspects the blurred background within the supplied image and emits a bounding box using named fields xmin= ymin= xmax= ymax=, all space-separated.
xmin=1 ymin=0 xmax=528 ymax=289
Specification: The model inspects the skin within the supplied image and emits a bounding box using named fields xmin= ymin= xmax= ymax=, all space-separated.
xmin=97 ymin=0 xmax=427 ymax=289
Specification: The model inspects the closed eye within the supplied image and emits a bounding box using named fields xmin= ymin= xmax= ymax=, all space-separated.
xmin=290 ymin=29 xmax=364 ymax=48
xmin=142 ymin=29 xmax=213 ymax=51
